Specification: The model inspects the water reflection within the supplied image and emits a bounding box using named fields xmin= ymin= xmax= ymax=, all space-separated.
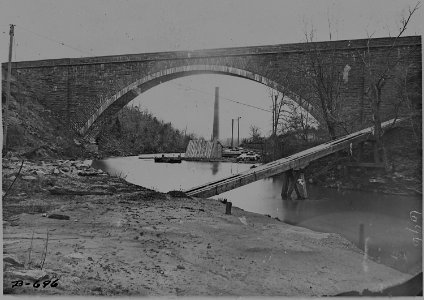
xmin=92 ymin=156 xmax=251 ymax=191
xmin=211 ymin=162 xmax=219 ymax=175
xmin=92 ymin=156 xmax=422 ymax=274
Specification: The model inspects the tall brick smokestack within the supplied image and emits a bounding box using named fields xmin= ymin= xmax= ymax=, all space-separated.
xmin=212 ymin=87 xmax=219 ymax=141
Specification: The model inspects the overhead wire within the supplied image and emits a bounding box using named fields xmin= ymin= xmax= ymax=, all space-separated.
xmin=7 ymin=24 xmax=301 ymax=120
xmin=7 ymin=24 xmax=276 ymax=115
xmin=14 ymin=24 xmax=93 ymax=56
xmin=168 ymin=81 xmax=273 ymax=113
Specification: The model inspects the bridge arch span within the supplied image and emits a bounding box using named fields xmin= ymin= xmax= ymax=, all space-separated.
xmin=81 ymin=64 xmax=319 ymax=138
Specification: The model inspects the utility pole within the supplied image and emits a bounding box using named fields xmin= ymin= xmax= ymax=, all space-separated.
xmin=237 ymin=117 xmax=241 ymax=147
xmin=231 ymin=119 xmax=234 ymax=148
xmin=3 ymin=24 xmax=15 ymax=152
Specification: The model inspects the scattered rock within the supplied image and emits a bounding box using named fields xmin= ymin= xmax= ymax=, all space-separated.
xmin=3 ymin=256 xmax=25 ymax=268
xmin=76 ymin=163 xmax=89 ymax=169
xmin=52 ymin=168 xmax=60 ymax=175
xmin=67 ymin=253 xmax=85 ymax=259
xmin=239 ymin=216 xmax=248 ymax=226
xmin=42 ymin=213 xmax=47 ymax=217
xmin=83 ymin=203 xmax=95 ymax=209
xmin=6 ymin=269 xmax=48 ymax=282
xmin=21 ymin=175 xmax=37 ymax=181
xmin=177 ymin=265 xmax=185 ymax=270
xmin=369 ymin=177 xmax=386 ymax=183
xmin=47 ymin=214 xmax=70 ymax=220
xmin=108 ymin=186 xmax=117 ymax=193
xmin=5 ymin=172 xmax=17 ymax=178
xmin=393 ymin=172 xmax=405 ymax=178
xmin=32 ymin=170 xmax=46 ymax=176
xmin=92 ymin=286 xmax=102 ymax=293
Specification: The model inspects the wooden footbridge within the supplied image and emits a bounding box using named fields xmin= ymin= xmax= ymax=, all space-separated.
xmin=184 ymin=118 xmax=402 ymax=198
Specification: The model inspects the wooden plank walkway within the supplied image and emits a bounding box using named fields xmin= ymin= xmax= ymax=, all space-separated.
xmin=184 ymin=118 xmax=402 ymax=198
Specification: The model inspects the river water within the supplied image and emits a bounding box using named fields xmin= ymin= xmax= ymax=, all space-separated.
xmin=92 ymin=155 xmax=422 ymax=275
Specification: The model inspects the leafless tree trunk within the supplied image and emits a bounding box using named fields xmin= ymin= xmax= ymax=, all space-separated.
xmin=300 ymin=28 xmax=345 ymax=140
xmin=267 ymin=73 xmax=294 ymax=160
xmin=249 ymin=125 xmax=262 ymax=141
xmin=358 ymin=2 xmax=420 ymax=169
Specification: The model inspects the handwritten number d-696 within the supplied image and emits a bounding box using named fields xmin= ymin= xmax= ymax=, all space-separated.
xmin=50 ymin=278 xmax=59 ymax=287
xmin=42 ymin=280 xmax=51 ymax=288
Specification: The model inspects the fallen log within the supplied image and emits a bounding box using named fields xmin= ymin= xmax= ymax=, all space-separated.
xmin=48 ymin=186 xmax=113 ymax=195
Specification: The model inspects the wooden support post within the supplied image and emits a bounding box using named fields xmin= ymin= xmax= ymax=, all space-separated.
xmin=281 ymin=169 xmax=305 ymax=200
xmin=281 ymin=172 xmax=289 ymax=200
xmin=298 ymin=172 xmax=308 ymax=199
xmin=225 ymin=202 xmax=232 ymax=215
xmin=281 ymin=170 xmax=296 ymax=200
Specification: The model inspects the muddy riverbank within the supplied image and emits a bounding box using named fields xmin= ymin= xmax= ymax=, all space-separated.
xmin=2 ymin=158 xmax=417 ymax=296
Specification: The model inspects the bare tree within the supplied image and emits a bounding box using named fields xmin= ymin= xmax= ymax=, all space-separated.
xmin=249 ymin=125 xmax=262 ymax=141
xmin=358 ymin=2 xmax=420 ymax=168
xmin=393 ymin=64 xmax=422 ymax=153
xmin=267 ymin=84 xmax=294 ymax=160
xmin=299 ymin=27 xmax=347 ymax=140
xmin=281 ymin=99 xmax=315 ymax=142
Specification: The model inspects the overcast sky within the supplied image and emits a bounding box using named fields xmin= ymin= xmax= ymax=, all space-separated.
xmin=1 ymin=0 xmax=422 ymax=140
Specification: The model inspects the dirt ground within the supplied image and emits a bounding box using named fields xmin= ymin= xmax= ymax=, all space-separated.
xmin=2 ymin=159 xmax=414 ymax=296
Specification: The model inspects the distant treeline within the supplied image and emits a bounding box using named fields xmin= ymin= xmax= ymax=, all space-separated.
xmin=97 ymin=105 xmax=194 ymax=156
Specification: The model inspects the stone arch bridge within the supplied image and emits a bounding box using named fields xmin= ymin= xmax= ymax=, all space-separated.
xmin=2 ymin=36 xmax=421 ymax=140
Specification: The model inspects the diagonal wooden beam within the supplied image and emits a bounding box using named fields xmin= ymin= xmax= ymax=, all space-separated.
xmin=185 ymin=118 xmax=404 ymax=198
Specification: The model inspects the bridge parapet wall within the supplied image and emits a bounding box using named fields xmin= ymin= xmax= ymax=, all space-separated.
xmin=2 ymin=36 xmax=421 ymax=138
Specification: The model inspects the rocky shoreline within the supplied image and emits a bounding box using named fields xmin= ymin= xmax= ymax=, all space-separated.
xmin=2 ymin=157 xmax=417 ymax=296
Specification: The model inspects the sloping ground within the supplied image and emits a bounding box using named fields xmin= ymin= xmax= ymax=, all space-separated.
xmin=2 ymin=75 xmax=88 ymax=158
xmin=2 ymin=74 xmax=188 ymax=159
xmin=2 ymin=159 xmax=415 ymax=297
